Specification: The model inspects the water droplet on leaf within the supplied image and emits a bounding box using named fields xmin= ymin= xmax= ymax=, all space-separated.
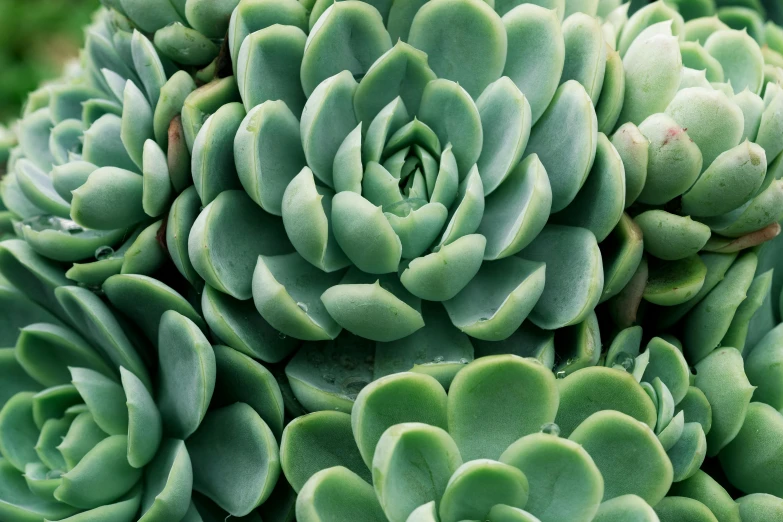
xmin=94 ymin=245 xmax=114 ymax=260
xmin=540 ymin=422 xmax=560 ymax=436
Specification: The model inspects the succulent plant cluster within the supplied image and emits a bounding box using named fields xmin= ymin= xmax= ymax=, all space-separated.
xmin=3 ymin=0 xmax=783 ymax=520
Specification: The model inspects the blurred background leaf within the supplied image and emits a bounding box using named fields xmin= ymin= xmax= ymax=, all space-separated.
xmin=0 ymin=0 xmax=99 ymax=122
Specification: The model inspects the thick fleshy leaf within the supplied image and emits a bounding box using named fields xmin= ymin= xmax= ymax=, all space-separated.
xmin=49 ymin=119 xmax=84 ymax=166
xmin=555 ymin=366 xmax=657 ymax=437
xmin=720 ymin=402 xmax=783 ymax=497
xmin=70 ymin=167 xmax=146 ymax=230
xmin=704 ymin=29 xmax=764 ymax=95
xmin=141 ymin=140 xmax=172 ymax=218
xmin=58 ymin=411 xmax=107 ymax=471
xmin=561 ymin=13 xmax=607 ymax=105
xmin=439 ymin=460 xmax=529 ymax=522
xmin=296 ymin=466 xmax=386 ymax=522
xmin=17 ymin=108 xmax=55 ymax=171
xmin=187 ymin=403 xmax=280 ymax=516
xmin=654 ymin=497 xmax=719 ymax=522
xmin=189 ymin=190 xmax=293 ymax=300
xmin=32 ymin=384 xmax=80 ymax=429
xmin=0 ymin=392 xmax=40 ymax=471
xmin=599 ymin=214 xmax=644 ymax=303
xmin=55 ymin=435 xmax=142 ymax=509
xmin=51 ymin=161 xmax=97 ymax=203
xmin=746 ymin=323 xmax=783 ymax=410
xmin=281 ymin=410 xmax=370 ymax=493
xmin=0 ymin=239 xmax=70 ymax=322
xmin=285 ymin=333 xmax=374 ymax=413
xmin=694 ymin=347 xmax=755 ymax=456
xmin=70 ymin=367 xmax=127 ymax=435
xmin=682 ymin=140 xmax=767 ymax=217
xmin=16 ymin=323 xmax=113 ymax=387
xmin=704 ymin=181 xmax=783 ymax=239
xmin=353 ymin=41 xmax=436 ymax=125
xmin=181 ymin=77 xmax=242 ymax=152
xmin=120 ymin=220 xmax=167 ymax=277
xmin=236 ymin=101 xmax=307 ymax=216
xmin=300 ymin=2 xmax=392 ymax=97
xmin=15 ymin=159 xmax=71 ymax=219
xmin=82 ymin=114 xmax=139 ymax=173
xmin=417 ymin=79 xmax=483 ymax=176
xmin=636 ymin=113 xmax=702 ymax=205
xmin=436 ymin=166 xmax=485 ymax=249
xmin=0 ymin=348 xmax=42 ymax=407
xmin=643 ymin=256 xmax=707 ymax=307
xmin=321 ymin=271 xmax=424 ymax=341
xmin=683 ymin=252 xmax=757 ymax=363
xmin=300 ymin=71 xmax=358 ymax=188
xmin=0 ymin=459 xmax=79 ymax=521
xmin=121 ymin=81 xmax=154 ymax=170
xmin=502 ymin=4 xmax=565 ymax=124
xmin=569 ymin=410 xmax=673 ymax=505
xmin=138 ymin=439 xmax=192 ymax=522
xmin=154 ymin=22 xmax=220 ymax=66
xmin=525 ymin=81 xmax=597 ymax=212
xmin=635 ymin=210 xmax=711 ymax=261
xmin=551 ymin=133 xmax=624 ymax=242
xmin=595 ymin=46 xmax=625 ymax=134
xmin=443 ymin=256 xmax=546 ymax=341
xmin=165 ymin=186 xmax=202 ymax=286
xmin=553 ymin=311 xmax=602 ymax=376
xmin=120 ymin=367 xmax=161 ymax=469
xmin=408 ymin=0 xmax=506 ymax=98
xmin=448 ymin=355 xmax=558 ymax=461
xmin=282 ymin=168 xmax=350 ymax=272
xmin=501 ymin=432 xmax=603 ymax=522
xmin=520 ymin=225 xmax=603 ymax=330
xmin=237 ymin=25 xmax=306 ymax=114
xmin=103 ymin=274 xmax=205 ymax=343
xmin=668 ymin=470 xmax=740 ymax=522
xmin=352 ymin=372 xmax=447 ymax=469
xmin=738 ymin=493 xmax=783 ymax=522
xmin=157 ymin=311 xmax=216 ymax=439
xmin=153 ymin=72 xmax=196 ymax=149
xmin=252 ymin=252 xmax=344 ymax=341
xmin=212 ymin=345 xmax=285 ymax=438
xmin=472 ymin=323 xmax=554 ymax=368
xmin=400 ymin=234 xmax=485 ymax=301
xmin=641 ymin=337 xmax=690 ymax=405
xmin=203 ymin=284 xmax=298 ymax=363
xmin=192 ymin=102 xmax=246 ymax=206
xmin=592 ymin=495 xmax=658 ymax=522
xmin=478 ymin=154 xmax=551 ymax=260
xmin=386 ymin=202 xmax=449 ymax=260
xmin=372 ymin=423 xmax=462 ymax=522
xmin=618 ymin=22 xmax=682 ymax=126
xmin=665 ymin=87 xmax=745 ymax=170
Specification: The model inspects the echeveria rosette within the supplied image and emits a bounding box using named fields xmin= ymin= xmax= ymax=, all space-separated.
xmin=220 ymin=0 xmax=579 ymax=349
xmin=0 ymin=272 xmax=286 ymax=521
xmin=4 ymin=0 xmax=783 ymax=520
xmin=0 ymin=7 xmax=207 ymax=289
xmin=279 ymin=353 xmax=760 ymax=522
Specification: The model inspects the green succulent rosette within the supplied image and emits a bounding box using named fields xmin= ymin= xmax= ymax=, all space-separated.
xmin=0 ymin=271 xmax=287 ymax=521
xmin=3 ymin=0 xmax=783 ymax=520
xmin=280 ymin=352 xmax=774 ymax=522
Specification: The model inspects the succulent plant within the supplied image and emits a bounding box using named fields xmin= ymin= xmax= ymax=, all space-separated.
xmin=3 ymin=0 xmax=783 ymax=520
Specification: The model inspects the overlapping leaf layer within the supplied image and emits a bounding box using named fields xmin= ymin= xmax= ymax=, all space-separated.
xmin=2 ymin=0 xmax=783 ymax=520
